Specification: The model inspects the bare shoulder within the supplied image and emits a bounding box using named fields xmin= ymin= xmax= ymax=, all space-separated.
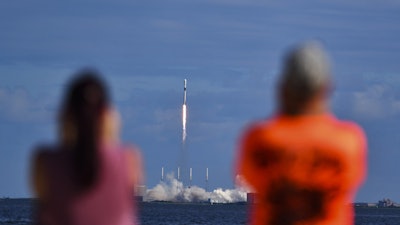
xmin=120 ymin=144 xmax=144 ymax=186
xmin=31 ymin=144 xmax=56 ymax=197
xmin=121 ymin=144 xmax=142 ymax=162
xmin=31 ymin=145 xmax=58 ymax=178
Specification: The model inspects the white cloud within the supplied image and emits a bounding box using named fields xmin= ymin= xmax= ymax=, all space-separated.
xmin=352 ymin=84 xmax=400 ymax=119
xmin=391 ymin=100 xmax=400 ymax=113
xmin=0 ymin=87 xmax=54 ymax=122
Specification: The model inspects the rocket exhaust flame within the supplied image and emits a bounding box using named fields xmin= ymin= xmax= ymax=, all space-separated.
xmin=182 ymin=104 xmax=187 ymax=141
xmin=182 ymin=79 xmax=187 ymax=142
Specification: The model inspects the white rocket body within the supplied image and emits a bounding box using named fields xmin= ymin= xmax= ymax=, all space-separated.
xmin=183 ymin=79 xmax=187 ymax=105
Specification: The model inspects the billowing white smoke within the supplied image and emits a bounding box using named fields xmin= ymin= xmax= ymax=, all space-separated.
xmin=209 ymin=188 xmax=247 ymax=204
xmin=146 ymin=173 xmax=247 ymax=203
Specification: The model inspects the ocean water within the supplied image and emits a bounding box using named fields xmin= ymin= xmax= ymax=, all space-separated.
xmin=1 ymin=199 xmax=400 ymax=225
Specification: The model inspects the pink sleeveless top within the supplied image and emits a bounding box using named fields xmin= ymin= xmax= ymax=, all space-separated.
xmin=37 ymin=145 xmax=137 ymax=225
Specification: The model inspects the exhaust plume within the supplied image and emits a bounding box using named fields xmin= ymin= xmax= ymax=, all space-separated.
xmin=146 ymin=173 xmax=247 ymax=203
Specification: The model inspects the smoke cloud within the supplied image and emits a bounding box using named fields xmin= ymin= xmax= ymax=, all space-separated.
xmin=146 ymin=173 xmax=247 ymax=203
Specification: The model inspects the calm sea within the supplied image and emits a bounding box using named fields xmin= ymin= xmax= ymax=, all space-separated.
xmin=1 ymin=199 xmax=400 ymax=225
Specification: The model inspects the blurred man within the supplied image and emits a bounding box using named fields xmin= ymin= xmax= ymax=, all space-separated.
xmin=236 ymin=42 xmax=367 ymax=225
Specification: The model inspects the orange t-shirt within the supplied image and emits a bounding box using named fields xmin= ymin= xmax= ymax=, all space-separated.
xmin=237 ymin=113 xmax=367 ymax=225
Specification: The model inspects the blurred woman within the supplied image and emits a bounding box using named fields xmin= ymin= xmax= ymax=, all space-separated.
xmin=31 ymin=70 xmax=143 ymax=225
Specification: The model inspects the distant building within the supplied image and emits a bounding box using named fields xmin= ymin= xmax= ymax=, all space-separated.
xmin=378 ymin=198 xmax=400 ymax=208
xmin=135 ymin=185 xmax=147 ymax=202
xmin=354 ymin=199 xmax=400 ymax=208
xmin=353 ymin=202 xmax=369 ymax=207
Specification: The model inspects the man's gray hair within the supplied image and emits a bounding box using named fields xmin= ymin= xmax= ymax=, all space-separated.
xmin=279 ymin=41 xmax=332 ymax=114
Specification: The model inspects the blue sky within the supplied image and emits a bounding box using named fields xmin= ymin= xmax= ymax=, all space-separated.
xmin=0 ymin=0 xmax=399 ymax=202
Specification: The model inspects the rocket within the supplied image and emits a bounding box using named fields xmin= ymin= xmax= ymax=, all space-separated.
xmin=182 ymin=79 xmax=188 ymax=140
xmin=183 ymin=79 xmax=187 ymax=105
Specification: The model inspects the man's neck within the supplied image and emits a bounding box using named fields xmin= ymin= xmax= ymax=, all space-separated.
xmin=280 ymin=95 xmax=329 ymax=116
xmin=302 ymin=97 xmax=329 ymax=115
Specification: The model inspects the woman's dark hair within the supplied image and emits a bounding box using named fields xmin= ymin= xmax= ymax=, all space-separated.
xmin=59 ymin=69 xmax=109 ymax=190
